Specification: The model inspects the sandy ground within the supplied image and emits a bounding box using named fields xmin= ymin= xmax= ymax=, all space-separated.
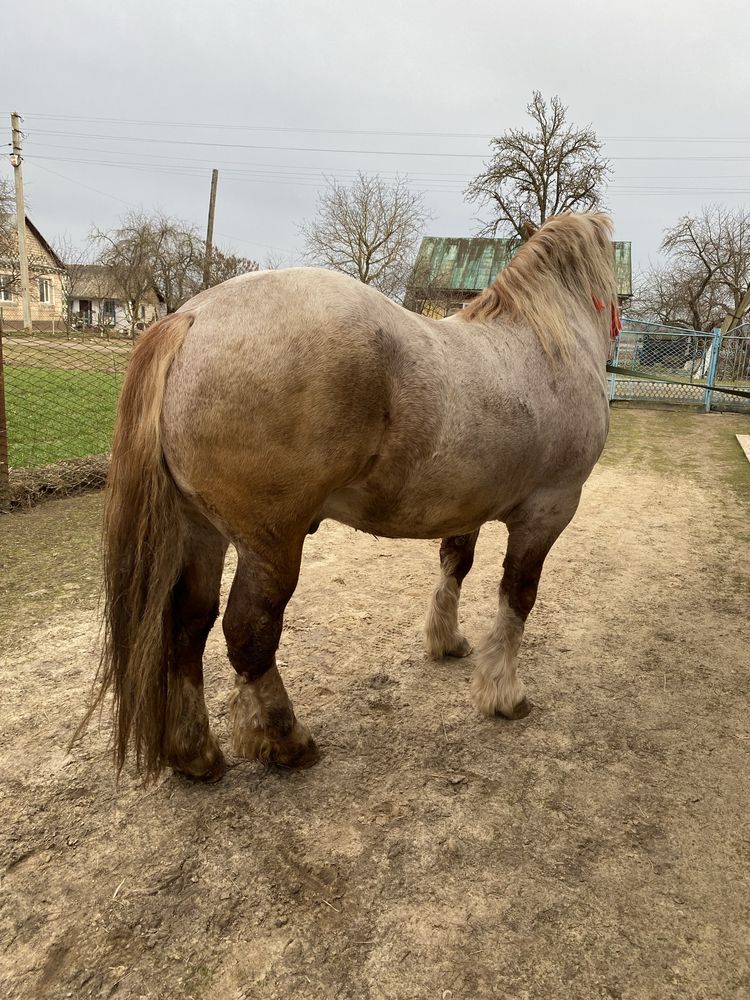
xmin=1 ymin=408 xmax=749 ymax=1000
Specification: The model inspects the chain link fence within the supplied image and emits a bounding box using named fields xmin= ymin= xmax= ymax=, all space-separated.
xmin=610 ymin=318 xmax=750 ymax=411
xmin=0 ymin=331 xmax=133 ymax=510
xmin=716 ymin=322 xmax=750 ymax=388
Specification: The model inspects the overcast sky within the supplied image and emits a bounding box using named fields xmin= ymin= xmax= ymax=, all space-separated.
xmin=3 ymin=0 xmax=749 ymax=277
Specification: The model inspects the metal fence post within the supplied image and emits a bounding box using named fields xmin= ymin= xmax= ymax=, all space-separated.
xmin=608 ymin=334 xmax=620 ymax=401
xmin=0 ymin=319 xmax=10 ymax=511
xmin=703 ymin=327 xmax=721 ymax=413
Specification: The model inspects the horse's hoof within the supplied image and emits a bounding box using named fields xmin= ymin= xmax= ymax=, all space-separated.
xmin=470 ymin=671 xmax=529 ymax=719
xmin=233 ymin=720 xmax=320 ymax=770
xmin=445 ymin=635 xmax=472 ymax=658
xmin=271 ymin=733 xmax=320 ymax=770
xmin=498 ymin=697 xmax=531 ymax=721
xmin=169 ymin=739 xmax=227 ymax=782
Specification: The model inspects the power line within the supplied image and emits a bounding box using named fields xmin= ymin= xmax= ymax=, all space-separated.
xmin=27 ymin=160 xmax=137 ymax=207
xmin=214 ymin=232 xmax=295 ymax=255
xmin=31 ymin=142 xmax=750 ymax=182
xmin=26 ymin=139 xmax=750 ymax=186
xmin=24 ymin=129 xmax=750 ymax=163
xmin=28 ymin=128 xmax=490 ymax=157
xmin=20 ymin=113 xmax=493 ymax=140
xmin=14 ymin=112 xmax=750 ymax=144
xmin=26 ymin=155 xmax=466 ymax=194
xmin=26 ymin=140 xmax=475 ymax=178
xmin=26 ymin=154 xmax=750 ymax=197
xmin=25 ymin=141 xmax=750 ymax=188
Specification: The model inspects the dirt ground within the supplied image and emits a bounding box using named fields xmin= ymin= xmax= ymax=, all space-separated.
xmin=1 ymin=407 xmax=749 ymax=1000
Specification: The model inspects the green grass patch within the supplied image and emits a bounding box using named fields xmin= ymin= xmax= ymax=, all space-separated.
xmin=4 ymin=365 xmax=123 ymax=468
xmin=602 ymin=407 xmax=750 ymax=503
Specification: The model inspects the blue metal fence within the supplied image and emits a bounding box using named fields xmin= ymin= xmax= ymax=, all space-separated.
xmin=609 ymin=318 xmax=750 ymax=412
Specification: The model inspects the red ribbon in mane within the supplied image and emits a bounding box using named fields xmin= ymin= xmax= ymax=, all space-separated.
xmin=593 ymin=294 xmax=622 ymax=339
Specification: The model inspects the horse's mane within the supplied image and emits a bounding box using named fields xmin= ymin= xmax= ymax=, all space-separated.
xmin=461 ymin=212 xmax=617 ymax=355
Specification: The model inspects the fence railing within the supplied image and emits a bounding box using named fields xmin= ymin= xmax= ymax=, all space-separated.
xmin=609 ymin=319 xmax=750 ymax=412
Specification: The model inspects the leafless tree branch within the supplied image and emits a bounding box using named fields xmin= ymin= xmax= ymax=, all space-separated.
xmin=464 ymin=92 xmax=610 ymax=240
xmin=634 ymin=205 xmax=750 ymax=332
xmin=300 ymin=172 xmax=431 ymax=300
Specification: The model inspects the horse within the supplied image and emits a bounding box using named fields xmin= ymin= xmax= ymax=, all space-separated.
xmin=89 ymin=211 xmax=617 ymax=782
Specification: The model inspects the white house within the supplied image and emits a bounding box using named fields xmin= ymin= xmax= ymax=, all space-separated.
xmin=67 ymin=264 xmax=165 ymax=332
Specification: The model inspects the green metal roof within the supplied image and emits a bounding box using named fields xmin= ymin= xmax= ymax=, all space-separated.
xmin=411 ymin=236 xmax=633 ymax=298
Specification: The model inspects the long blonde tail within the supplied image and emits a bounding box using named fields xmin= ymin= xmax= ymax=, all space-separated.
xmin=87 ymin=313 xmax=193 ymax=778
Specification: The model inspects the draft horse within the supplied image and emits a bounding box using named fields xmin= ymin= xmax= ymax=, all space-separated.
xmin=91 ymin=212 xmax=617 ymax=780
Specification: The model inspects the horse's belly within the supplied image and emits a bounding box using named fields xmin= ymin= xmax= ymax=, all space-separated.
xmin=319 ymin=399 xmax=607 ymax=540
xmin=320 ymin=472 xmax=512 ymax=539
xmin=320 ymin=499 xmax=490 ymax=539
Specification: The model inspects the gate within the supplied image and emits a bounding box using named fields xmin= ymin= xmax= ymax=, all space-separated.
xmin=609 ymin=318 xmax=750 ymax=412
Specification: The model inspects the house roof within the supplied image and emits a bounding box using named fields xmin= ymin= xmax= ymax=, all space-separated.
xmin=26 ymin=216 xmax=65 ymax=270
xmin=410 ymin=236 xmax=633 ymax=299
xmin=67 ymin=264 xmax=166 ymax=303
xmin=0 ymin=214 xmax=65 ymax=271
xmin=68 ymin=264 xmax=123 ymax=299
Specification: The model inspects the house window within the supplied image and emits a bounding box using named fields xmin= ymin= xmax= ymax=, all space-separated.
xmin=139 ymin=305 xmax=146 ymax=319
xmin=102 ymin=299 xmax=116 ymax=323
xmin=0 ymin=274 xmax=12 ymax=302
xmin=38 ymin=277 xmax=53 ymax=305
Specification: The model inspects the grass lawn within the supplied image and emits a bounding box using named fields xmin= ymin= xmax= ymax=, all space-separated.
xmin=602 ymin=405 xmax=750 ymax=500
xmin=3 ymin=365 xmax=123 ymax=468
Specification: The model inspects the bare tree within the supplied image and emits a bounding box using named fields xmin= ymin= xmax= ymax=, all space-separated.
xmin=300 ymin=172 xmax=430 ymax=299
xmin=142 ymin=214 xmax=259 ymax=310
xmin=660 ymin=205 xmax=750 ymax=332
xmin=52 ymin=233 xmax=93 ymax=334
xmin=262 ymin=251 xmax=294 ymax=271
xmin=92 ymin=212 xmax=162 ymax=336
xmin=0 ymin=177 xmax=14 ymax=246
xmin=630 ymin=263 xmax=725 ymax=332
xmin=92 ymin=211 xmax=259 ymax=332
xmin=0 ymin=177 xmax=20 ymax=300
xmin=633 ymin=206 xmax=750 ymax=332
xmin=205 ymin=245 xmax=259 ymax=286
xmin=465 ymin=92 xmax=609 ymax=239
xmin=147 ymin=214 xmax=204 ymax=314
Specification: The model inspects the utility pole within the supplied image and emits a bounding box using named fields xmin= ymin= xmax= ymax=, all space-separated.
xmin=10 ymin=112 xmax=32 ymax=334
xmin=202 ymin=169 xmax=219 ymax=289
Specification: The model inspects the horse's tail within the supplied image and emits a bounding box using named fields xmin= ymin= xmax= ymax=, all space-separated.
xmin=85 ymin=313 xmax=194 ymax=778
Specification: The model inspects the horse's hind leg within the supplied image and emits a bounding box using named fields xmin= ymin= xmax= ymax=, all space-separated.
xmin=425 ymin=530 xmax=480 ymax=658
xmin=164 ymin=509 xmax=228 ymax=779
xmin=223 ymin=536 xmax=318 ymax=769
xmin=471 ymin=490 xmax=581 ymax=719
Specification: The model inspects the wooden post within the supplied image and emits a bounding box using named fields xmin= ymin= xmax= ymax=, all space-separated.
xmin=0 ymin=322 xmax=10 ymax=511
xmin=10 ymin=112 xmax=32 ymax=334
xmin=720 ymin=286 xmax=750 ymax=335
xmin=202 ymin=169 xmax=219 ymax=290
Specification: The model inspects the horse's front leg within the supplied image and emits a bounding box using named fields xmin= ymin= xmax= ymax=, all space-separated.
xmin=425 ymin=530 xmax=480 ymax=658
xmin=471 ymin=490 xmax=581 ymax=719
